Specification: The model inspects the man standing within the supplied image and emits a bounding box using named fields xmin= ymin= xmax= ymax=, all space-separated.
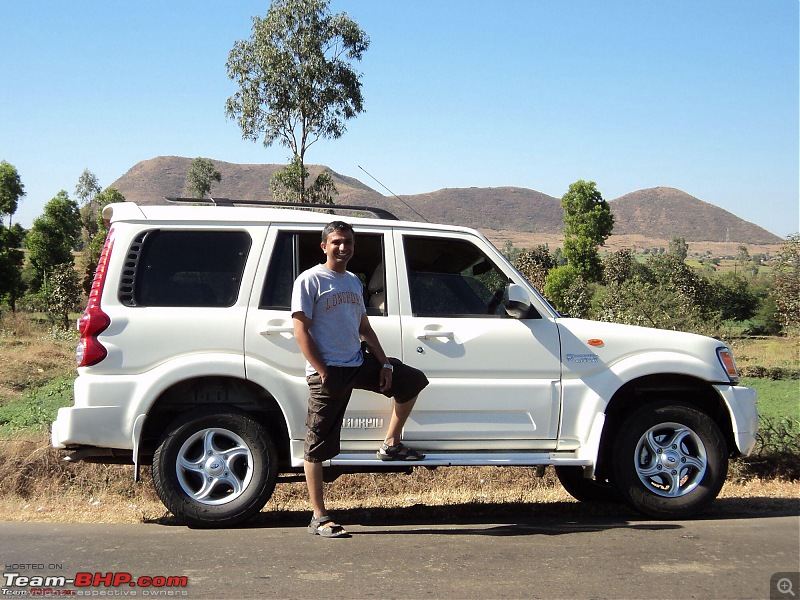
xmin=291 ymin=221 xmax=428 ymax=538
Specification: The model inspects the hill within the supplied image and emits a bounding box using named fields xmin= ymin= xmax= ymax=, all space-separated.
xmin=109 ymin=157 xmax=780 ymax=244
xmin=610 ymin=187 xmax=780 ymax=244
xmin=111 ymin=156 xmax=385 ymax=207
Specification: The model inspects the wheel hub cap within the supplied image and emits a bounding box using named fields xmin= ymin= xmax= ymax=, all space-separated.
xmin=660 ymin=450 xmax=680 ymax=469
xmin=204 ymin=456 xmax=224 ymax=476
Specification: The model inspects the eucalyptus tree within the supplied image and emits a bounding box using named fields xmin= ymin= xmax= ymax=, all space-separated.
xmin=185 ymin=157 xmax=222 ymax=199
xmin=75 ymin=168 xmax=101 ymax=206
xmin=75 ymin=169 xmax=103 ymax=245
xmin=225 ymin=0 xmax=369 ymax=202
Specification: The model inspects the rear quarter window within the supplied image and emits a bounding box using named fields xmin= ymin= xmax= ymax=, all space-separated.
xmin=119 ymin=230 xmax=251 ymax=307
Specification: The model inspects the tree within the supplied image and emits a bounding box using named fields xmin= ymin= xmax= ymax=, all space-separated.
xmin=668 ymin=236 xmax=688 ymax=262
xmin=0 ymin=161 xmax=25 ymax=228
xmin=561 ymin=180 xmax=614 ymax=282
xmin=710 ymin=272 xmax=759 ymax=322
xmin=544 ymin=264 xmax=591 ymax=317
xmin=514 ymin=245 xmax=555 ymax=293
xmin=602 ymin=248 xmax=634 ymax=286
xmin=75 ymin=168 xmax=101 ymax=206
xmin=226 ymin=0 xmax=369 ymax=202
xmin=45 ymin=262 xmax=82 ymax=329
xmin=597 ymin=253 xmax=720 ymax=335
xmin=0 ymin=223 xmax=26 ymax=310
xmin=82 ymin=187 xmax=125 ymax=293
xmin=270 ymin=156 xmax=337 ymax=204
xmin=75 ymin=169 xmax=103 ymax=246
xmin=185 ymin=158 xmax=222 ymax=199
xmin=771 ymin=233 xmax=800 ymax=334
xmin=734 ymin=244 xmax=759 ymax=277
xmin=25 ymin=190 xmax=81 ymax=291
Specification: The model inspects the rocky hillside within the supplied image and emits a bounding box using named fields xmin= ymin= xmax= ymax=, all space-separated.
xmin=109 ymin=157 xmax=780 ymax=244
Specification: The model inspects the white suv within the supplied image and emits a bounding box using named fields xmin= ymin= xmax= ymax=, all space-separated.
xmin=51 ymin=200 xmax=758 ymax=527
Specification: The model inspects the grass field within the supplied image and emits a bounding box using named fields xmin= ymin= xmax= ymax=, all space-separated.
xmin=742 ymin=378 xmax=800 ymax=421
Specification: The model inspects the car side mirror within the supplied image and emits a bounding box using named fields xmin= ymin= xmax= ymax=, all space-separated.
xmin=505 ymin=283 xmax=532 ymax=319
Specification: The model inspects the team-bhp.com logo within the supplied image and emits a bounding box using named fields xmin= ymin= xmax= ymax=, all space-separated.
xmin=3 ymin=571 xmax=189 ymax=596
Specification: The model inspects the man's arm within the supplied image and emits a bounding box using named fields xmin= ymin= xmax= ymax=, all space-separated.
xmin=292 ymin=312 xmax=328 ymax=382
xmin=359 ymin=313 xmax=392 ymax=392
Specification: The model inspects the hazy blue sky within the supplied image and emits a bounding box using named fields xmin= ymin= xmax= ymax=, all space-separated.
xmin=3 ymin=1 xmax=798 ymax=237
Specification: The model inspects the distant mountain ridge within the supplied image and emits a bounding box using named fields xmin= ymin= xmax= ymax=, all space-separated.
xmin=109 ymin=156 xmax=780 ymax=244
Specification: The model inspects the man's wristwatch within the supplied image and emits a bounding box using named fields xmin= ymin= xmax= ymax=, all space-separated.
xmin=382 ymin=363 xmax=393 ymax=372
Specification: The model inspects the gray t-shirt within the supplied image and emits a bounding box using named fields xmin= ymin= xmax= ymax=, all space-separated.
xmin=291 ymin=264 xmax=366 ymax=375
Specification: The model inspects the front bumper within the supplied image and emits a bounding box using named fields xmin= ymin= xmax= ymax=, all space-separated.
xmin=714 ymin=383 xmax=758 ymax=456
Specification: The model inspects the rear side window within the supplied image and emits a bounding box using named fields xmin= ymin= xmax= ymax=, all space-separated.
xmin=119 ymin=230 xmax=251 ymax=307
xmin=260 ymin=230 xmax=386 ymax=314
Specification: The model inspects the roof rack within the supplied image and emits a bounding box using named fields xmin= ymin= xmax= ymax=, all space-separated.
xmin=164 ymin=197 xmax=399 ymax=220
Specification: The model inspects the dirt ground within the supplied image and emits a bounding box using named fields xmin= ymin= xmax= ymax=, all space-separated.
xmin=0 ymin=435 xmax=797 ymax=525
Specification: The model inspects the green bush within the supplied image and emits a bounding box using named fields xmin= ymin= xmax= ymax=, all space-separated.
xmin=0 ymin=376 xmax=73 ymax=434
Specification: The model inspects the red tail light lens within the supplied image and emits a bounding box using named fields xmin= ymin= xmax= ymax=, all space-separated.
xmin=76 ymin=229 xmax=114 ymax=367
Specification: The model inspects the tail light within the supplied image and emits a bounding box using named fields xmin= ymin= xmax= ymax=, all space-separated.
xmin=76 ymin=228 xmax=114 ymax=367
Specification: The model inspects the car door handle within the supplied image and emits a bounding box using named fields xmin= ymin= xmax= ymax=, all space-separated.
xmin=416 ymin=329 xmax=454 ymax=340
xmin=261 ymin=325 xmax=295 ymax=336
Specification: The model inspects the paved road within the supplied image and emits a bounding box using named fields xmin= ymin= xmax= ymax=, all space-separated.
xmin=2 ymin=500 xmax=798 ymax=599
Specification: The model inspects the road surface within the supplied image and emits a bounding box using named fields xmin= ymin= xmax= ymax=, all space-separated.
xmin=2 ymin=499 xmax=798 ymax=599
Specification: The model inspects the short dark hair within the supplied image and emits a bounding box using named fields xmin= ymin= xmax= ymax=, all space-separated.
xmin=321 ymin=221 xmax=354 ymax=243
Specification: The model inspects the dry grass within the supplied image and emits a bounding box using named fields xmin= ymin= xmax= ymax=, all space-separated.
xmin=0 ymin=312 xmax=76 ymax=404
xmin=730 ymin=335 xmax=799 ymax=371
xmin=0 ymin=433 xmax=797 ymax=525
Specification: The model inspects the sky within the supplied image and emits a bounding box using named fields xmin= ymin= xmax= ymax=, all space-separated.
xmin=2 ymin=0 xmax=798 ymax=237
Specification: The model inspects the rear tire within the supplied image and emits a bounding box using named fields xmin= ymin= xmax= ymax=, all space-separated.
xmin=612 ymin=401 xmax=727 ymax=519
xmin=152 ymin=407 xmax=278 ymax=528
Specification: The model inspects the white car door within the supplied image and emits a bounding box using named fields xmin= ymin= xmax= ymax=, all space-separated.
xmin=394 ymin=230 xmax=563 ymax=451
xmin=244 ymin=226 xmax=400 ymax=449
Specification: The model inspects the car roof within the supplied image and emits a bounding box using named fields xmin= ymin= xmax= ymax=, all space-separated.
xmin=103 ymin=202 xmax=482 ymax=237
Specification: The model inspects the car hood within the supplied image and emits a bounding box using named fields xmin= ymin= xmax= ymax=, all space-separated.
xmin=555 ymin=318 xmax=730 ymax=382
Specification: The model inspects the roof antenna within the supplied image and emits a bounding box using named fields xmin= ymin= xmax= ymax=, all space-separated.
xmin=358 ymin=165 xmax=428 ymax=223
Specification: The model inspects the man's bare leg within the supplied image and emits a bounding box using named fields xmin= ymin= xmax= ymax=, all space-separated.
xmin=304 ymin=460 xmax=327 ymax=517
xmin=384 ymin=395 xmax=418 ymax=446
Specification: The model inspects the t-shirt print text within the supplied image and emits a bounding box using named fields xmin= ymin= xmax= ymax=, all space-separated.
xmin=322 ymin=288 xmax=362 ymax=311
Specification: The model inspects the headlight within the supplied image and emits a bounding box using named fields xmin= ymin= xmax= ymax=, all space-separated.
xmin=717 ymin=347 xmax=740 ymax=383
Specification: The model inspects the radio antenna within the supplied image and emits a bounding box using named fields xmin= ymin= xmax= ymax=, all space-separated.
xmin=358 ymin=165 xmax=428 ymax=222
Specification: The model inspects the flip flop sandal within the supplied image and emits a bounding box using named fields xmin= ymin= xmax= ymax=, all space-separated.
xmin=377 ymin=442 xmax=425 ymax=461
xmin=308 ymin=515 xmax=349 ymax=538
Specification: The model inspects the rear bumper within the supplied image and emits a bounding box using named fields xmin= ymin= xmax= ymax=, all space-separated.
xmin=51 ymin=405 xmax=131 ymax=450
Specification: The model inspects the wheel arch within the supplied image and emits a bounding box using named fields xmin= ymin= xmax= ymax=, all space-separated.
xmin=594 ymin=373 xmax=735 ymax=479
xmin=137 ymin=375 xmax=291 ymax=467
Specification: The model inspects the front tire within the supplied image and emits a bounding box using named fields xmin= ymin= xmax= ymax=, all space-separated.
xmin=555 ymin=466 xmax=622 ymax=504
xmin=152 ymin=407 xmax=278 ymax=528
xmin=613 ymin=401 xmax=728 ymax=519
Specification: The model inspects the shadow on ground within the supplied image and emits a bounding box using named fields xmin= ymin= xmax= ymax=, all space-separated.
xmin=149 ymin=496 xmax=799 ymax=534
